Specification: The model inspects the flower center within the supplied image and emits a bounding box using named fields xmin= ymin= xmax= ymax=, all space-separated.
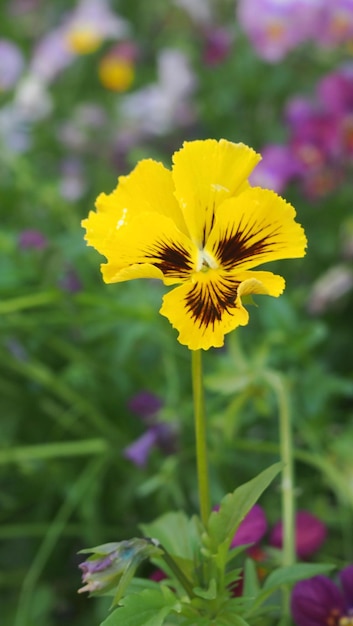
xmin=196 ymin=248 xmax=218 ymax=273
xmin=339 ymin=617 xmax=353 ymax=626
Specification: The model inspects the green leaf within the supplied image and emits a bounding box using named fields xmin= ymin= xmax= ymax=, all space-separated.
xmin=101 ymin=587 xmax=179 ymax=626
xmin=193 ymin=578 xmax=217 ymax=600
xmin=141 ymin=511 xmax=201 ymax=561
xmin=262 ymin=562 xmax=335 ymax=592
xmin=242 ymin=558 xmax=260 ymax=598
xmin=207 ymin=464 xmax=282 ymax=550
xmin=245 ymin=562 xmax=335 ymax=618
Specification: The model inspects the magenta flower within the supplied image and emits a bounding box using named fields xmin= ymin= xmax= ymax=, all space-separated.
xmin=318 ymin=64 xmax=353 ymax=115
xmin=291 ymin=565 xmax=353 ymax=626
xmin=231 ymin=504 xmax=268 ymax=549
xmin=286 ymin=97 xmax=340 ymax=165
xmin=270 ymin=510 xmax=327 ymax=559
xmin=202 ymin=27 xmax=233 ymax=66
xmin=316 ymin=65 xmax=353 ymax=159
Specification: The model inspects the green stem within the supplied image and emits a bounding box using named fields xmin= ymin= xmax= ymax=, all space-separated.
xmin=160 ymin=546 xmax=195 ymax=598
xmin=264 ymin=371 xmax=295 ymax=625
xmin=265 ymin=371 xmax=295 ymax=568
xmin=191 ymin=350 xmax=210 ymax=527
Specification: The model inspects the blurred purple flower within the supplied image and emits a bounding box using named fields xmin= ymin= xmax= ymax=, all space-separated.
xmin=0 ymin=39 xmax=24 ymax=91
xmin=315 ymin=0 xmax=353 ymax=48
xmin=286 ymin=97 xmax=340 ymax=165
xmin=119 ymin=48 xmax=197 ymax=136
xmin=128 ymin=391 xmax=163 ymax=419
xmin=249 ymin=144 xmax=302 ymax=193
xmin=30 ymin=28 xmax=75 ymax=83
xmin=18 ymin=229 xmax=48 ymax=250
xmin=291 ymin=565 xmax=353 ymax=626
xmin=202 ymin=27 xmax=233 ymax=66
xmin=231 ymin=504 xmax=268 ymax=549
xmin=59 ymin=268 xmax=82 ymax=294
xmin=237 ymin=0 xmax=321 ymax=62
xmin=63 ymin=0 xmax=129 ymax=55
xmin=270 ymin=510 xmax=327 ymax=559
xmin=317 ymin=65 xmax=353 ymax=159
xmin=59 ymin=158 xmax=86 ymax=201
xmin=123 ymin=423 xmax=177 ymax=468
xmin=318 ymin=64 xmax=353 ymax=115
xmin=124 ymin=392 xmax=177 ymax=467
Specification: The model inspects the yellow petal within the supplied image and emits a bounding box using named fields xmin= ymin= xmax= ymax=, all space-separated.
xmin=160 ymin=270 xmax=249 ymax=350
xmin=98 ymin=212 xmax=197 ymax=284
xmin=160 ymin=268 xmax=286 ymax=350
xmin=82 ymin=159 xmax=187 ymax=258
xmin=236 ymin=270 xmax=285 ymax=297
xmin=205 ymin=187 xmax=307 ymax=272
xmin=102 ymin=262 xmax=164 ymax=283
xmin=172 ymin=139 xmax=261 ymax=247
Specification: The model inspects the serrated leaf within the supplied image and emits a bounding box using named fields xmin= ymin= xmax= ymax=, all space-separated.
xmin=193 ymin=578 xmax=217 ymax=600
xmin=208 ymin=464 xmax=282 ymax=550
xmin=101 ymin=587 xmax=178 ymax=626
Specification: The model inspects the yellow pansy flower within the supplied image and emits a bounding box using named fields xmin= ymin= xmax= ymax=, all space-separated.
xmin=82 ymin=139 xmax=307 ymax=350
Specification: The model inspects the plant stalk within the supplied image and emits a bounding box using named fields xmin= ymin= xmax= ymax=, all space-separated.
xmin=191 ymin=349 xmax=211 ymax=527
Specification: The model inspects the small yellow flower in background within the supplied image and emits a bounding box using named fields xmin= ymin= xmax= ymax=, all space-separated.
xmin=98 ymin=43 xmax=136 ymax=92
xmin=82 ymin=139 xmax=307 ymax=350
xmin=65 ymin=28 xmax=102 ymax=54
xmin=98 ymin=55 xmax=134 ymax=91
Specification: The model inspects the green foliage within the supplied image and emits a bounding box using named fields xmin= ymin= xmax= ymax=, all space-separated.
xmin=101 ymin=586 xmax=180 ymax=626
xmin=207 ymin=464 xmax=282 ymax=551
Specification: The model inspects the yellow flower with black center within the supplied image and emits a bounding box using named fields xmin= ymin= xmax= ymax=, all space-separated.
xmin=82 ymin=139 xmax=307 ymax=350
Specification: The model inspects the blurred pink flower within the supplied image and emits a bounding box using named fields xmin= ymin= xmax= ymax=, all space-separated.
xmin=315 ymin=0 xmax=353 ymax=48
xmin=237 ymin=0 xmax=321 ymax=62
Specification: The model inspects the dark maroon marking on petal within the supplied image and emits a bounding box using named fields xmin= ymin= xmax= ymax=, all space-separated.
xmin=202 ymin=207 xmax=216 ymax=246
xmin=216 ymin=216 xmax=284 ymax=269
xmin=185 ymin=275 xmax=240 ymax=328
xmin=144 ymin=239 xmax=193 ymax=278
